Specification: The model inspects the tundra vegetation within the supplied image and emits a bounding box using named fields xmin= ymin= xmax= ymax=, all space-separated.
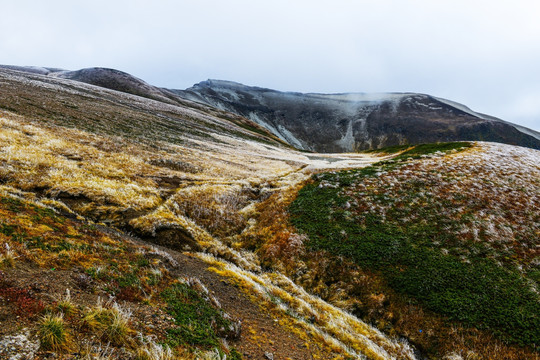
xmin=0 ymin=68 xmax=538 ymax=359
xmin=0 ymin=109 xmax=408 ymax=359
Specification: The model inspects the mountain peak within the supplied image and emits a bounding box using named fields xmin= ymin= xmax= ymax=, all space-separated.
xmin=176 ymin=81 xmax=540 ymax=152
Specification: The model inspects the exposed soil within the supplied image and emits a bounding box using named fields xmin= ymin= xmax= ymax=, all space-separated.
xmin=131 ymin=239 xmax=322 ymax=360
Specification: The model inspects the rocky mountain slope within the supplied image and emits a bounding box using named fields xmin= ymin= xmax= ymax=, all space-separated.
xmin=0 ymin=66 xmax=538 ymax=360
xmin=177 ymin=80 xmax=540 ymax=152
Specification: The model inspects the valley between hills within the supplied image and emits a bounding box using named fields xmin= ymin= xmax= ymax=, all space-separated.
xmin=0 ymin=67 xmax=538 ymax=360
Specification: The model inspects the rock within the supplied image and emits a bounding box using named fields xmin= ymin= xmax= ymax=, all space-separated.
xmin=0 ymin=330 xmax=40 ymax=360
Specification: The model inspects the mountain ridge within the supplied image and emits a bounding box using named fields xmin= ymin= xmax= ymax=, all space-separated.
xmin=2 ymin=65 xmax=539 ymax=152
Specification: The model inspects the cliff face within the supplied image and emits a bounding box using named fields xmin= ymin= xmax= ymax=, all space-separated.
xmin=176 ymin=80 xmax=540 ymax=152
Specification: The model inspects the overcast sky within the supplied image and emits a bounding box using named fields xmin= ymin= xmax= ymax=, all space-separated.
xmin=1 ymin=0 xmax=540 ymax=131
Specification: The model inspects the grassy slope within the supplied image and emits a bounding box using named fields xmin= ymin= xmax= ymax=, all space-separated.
xmin=0 ymin=68 xmax=286 ymax=149
xmin=289 ymin=142 xmax=539 ymax=357
xmin=0 ymin=113 xmax=318 ymax=358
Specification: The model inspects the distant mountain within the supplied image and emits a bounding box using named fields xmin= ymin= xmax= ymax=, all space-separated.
xmin=51 ymin=67 xmax=189 ymax=106
xmin=0 ymin=66 xmax=195 ymax=107
xmin=176 ymin=80 xmax=540 ymax=152
xmin=0 ymin=65 xmax=65 ymax=75
xmin=3 ymin=65 xmax=539 ymax=152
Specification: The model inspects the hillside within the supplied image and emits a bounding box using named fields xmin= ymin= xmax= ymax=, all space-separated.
xmin=0 ymin=67 xmax=289 ymax=149
xmin=0 ymin=66 xmax=192 ymax=107
xmin=0 ymin=67 xmax=416 ymax=359
xmin=284 ymin=142 xmax=539 ymax=358
xmin=177 ymin=80 xmax=540 ymax=152
xmin=0 ymin=66 xmax=538 ymax=359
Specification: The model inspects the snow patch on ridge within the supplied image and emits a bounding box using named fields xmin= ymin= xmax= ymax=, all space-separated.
xmin=335 ymin=119 xmax=355 ymax=151
xmin=246 ymin=112 xmax=308 ymax=149
xmin=248 ymin=112 xmax=307 ymax=150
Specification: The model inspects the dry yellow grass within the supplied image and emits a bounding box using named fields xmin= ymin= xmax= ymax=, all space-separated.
xmin=0 ymin=110 xmax=410 ymax=359
xmin=38 ymin=313 xmax=72 ymax=351
xmin=0 ymin=110 xmax=376 ymax=228
xmin=1 ymin=67 xmax=538 ymax=359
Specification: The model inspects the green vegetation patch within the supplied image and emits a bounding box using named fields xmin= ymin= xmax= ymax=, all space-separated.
xmin=290 ymin=142 xmax=539 ymax=349
xmin=161 ymin=282 xmax=233 ymax=348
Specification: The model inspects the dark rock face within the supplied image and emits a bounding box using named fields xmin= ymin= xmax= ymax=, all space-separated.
xmin=176 ymin=80 xmax=540 ymax=152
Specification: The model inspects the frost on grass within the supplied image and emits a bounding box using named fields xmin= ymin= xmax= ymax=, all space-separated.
xmin=0 ymin=111 xmax=396 ymax=358
xmin=341 ymin=142 xmax=539 ymax=271
xmin=197 ymin=253 xmax=418 ymax=360
xmin=0 ymin=112 xmax=379 ymax=227
xmin=288 ymin=142 xmax=539 ymax=358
